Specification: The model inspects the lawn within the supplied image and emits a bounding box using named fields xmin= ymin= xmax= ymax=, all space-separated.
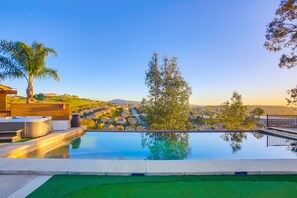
xmin=28 ymin=175 xmax=297 ymax=198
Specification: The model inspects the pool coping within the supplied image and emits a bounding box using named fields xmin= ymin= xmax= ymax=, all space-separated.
xmin=0 ymin=127 xmax=86 ymax=158
xmin=0 ymin=158 xmax=296 ymax=176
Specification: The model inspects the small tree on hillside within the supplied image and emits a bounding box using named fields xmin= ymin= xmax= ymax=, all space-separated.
xmin=218 ymin=91 xmax=264 ymax=130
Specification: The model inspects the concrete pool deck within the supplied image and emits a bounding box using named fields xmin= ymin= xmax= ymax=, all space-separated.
xmin=0 ymin=158 xmax=297 ymax=176
xmin=260 ymin=128 xmax=297 ymax=140
xmin=0 ymin=175 xmax=51 ymax=198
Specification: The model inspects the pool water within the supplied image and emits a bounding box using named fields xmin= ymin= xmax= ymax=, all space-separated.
xmin=25 ymin=132 xmax=297 ymax=160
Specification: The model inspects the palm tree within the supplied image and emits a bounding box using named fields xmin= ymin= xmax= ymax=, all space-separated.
xmin=0 ymin=40 xmax=59 ymax=103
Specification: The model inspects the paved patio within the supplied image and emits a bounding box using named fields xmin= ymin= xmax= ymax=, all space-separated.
xmin=1 ymin=158 xmax=297 ymax=176
xmin=0 ymin=175 xmax=51 ymax=198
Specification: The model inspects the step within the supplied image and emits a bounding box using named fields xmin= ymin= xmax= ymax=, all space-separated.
xmin=0 ymin=134 xmax=17 ymax=138
xmin=0 ymin=136 xmax=21 ymax=143
xmin=0 ymin=129 xmax=23 ymax=135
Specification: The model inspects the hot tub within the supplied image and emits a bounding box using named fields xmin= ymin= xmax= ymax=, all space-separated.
xmin=0 ymin=116 xmax=53 ymax=138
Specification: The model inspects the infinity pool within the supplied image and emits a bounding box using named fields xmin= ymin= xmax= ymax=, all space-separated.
xmin=25 ymin=132 xmax=297 ymax=159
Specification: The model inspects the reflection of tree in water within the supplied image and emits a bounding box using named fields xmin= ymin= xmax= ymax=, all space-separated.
xmin=71 ymin=138 xmax=81 ymax=149
xmin=252 ymin=132 xmax=264 ymax=139
xmin=221 ymin=133 xmax=247 ymax=153
xmin=289 ymin=145 xmax=297 ymax=153
xmin=141 ymin=132 xmax=191 ymax=160
xmin=287 ymin=142 xmax=297 ymax=153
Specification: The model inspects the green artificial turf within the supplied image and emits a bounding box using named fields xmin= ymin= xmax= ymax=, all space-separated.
xmin=16 ymin=138 xmax=33 ymax=143
xmin=28 ymin=175 xmax=297 ymax=198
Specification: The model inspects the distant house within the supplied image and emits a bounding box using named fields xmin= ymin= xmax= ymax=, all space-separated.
xmin=109 ymin=118 xmax=115 ymax=123
xmin=121 ymin=109 xmax=130 ymax=118
xmin=128 ymin=118 xmax=137 ymax=125
xmin=105 ymin=123 xmax=114 ymax=130
xmin=136 ymin=126 xmax=146 ymax=130
xmin=117 ymin=117 xmax=127 ymax=124
xmin=125 ymin=126 xmax=135 ymax=131
xmin=43 ymin=93 xmax=57 ymax=97
xmin=213 ymin=124 xmax=224 ymax=130
xmin=199 ymin=124 xmax=213 ymax=130
xmin=101 ymin=117 xmax=110 ymax=123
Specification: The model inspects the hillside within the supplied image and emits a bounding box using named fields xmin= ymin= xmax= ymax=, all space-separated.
xmin=191 ymin=105 xmax=297 ymax=115
xmin=8 ymin=94 xmax=108 ymax=113
xmin=109 ymin=99 xmax=140 ymax=105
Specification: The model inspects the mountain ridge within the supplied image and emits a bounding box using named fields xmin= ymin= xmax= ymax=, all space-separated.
xmin=109 ymin=99 xmax=141 ymax=104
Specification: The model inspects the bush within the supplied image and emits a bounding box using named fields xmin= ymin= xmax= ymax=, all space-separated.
xmin=81 ymin=118 xmax=96 ymax=129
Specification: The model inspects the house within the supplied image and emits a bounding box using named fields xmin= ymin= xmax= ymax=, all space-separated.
xmin=128 ymin=118 xmax=137 ymax=125
xmin=121 ymin=109 xmax=130 ymax=118
xmin=125 ymin=126 xmax=135 ymax=131
xmin=0 ymin=84 xmax=17 ymax=115
xmin=105 ymin=123 xmax=114 ymax=130
xmin=117 ymin=117 xmax=126 ymax=124
xmin=101 ymin=117 xmax=110 ymax=123
xmin=43 ymin=93 xmax=57 ymax=97
xmin=213 ymin=124 xmax=224 ymax=130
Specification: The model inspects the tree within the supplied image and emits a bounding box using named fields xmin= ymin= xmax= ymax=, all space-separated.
xmin=218 ymin=91 xmax=264 ymax=130
xmin=143 ymin=53 xmax=192 ymax=130
xmin=145 ymin=52 xmax=162 ymax=107
xmin=265 ymin=0 xmax=297 ymax=68
xmin=286 ymin=85 xmax=297 ymax=106
xmin=265 ymin=0 xmax=297 ymax=105
xmin=0 ymin=40 xmax=59 ymax=103
xmin=81 ymin=118 xmax=96 ymax=129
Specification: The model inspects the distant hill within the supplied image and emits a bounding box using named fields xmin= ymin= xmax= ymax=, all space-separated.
xmin=8 ymin=95 xmax=107 ymax=113
xmin=190 ymin=105 xmax=297 ymax=115
xmin=109 ymin=99 xmax=140 ymax=105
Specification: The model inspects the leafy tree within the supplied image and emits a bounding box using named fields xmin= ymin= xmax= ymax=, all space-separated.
xmin=265 ymin=0 xmax=297 ymax=68
xmin=145 ymin=52 xmax=162 ymax=107
xmin=218 ymin=91 xmax=264 ymax=130
xmin=0 ymin=40 xmax=59 ymax=103
xmin=143 ymin=53 xmax=192 ymax=130
xmin=81 ymin=118 xmax=96 ymax=129
xmin=286 ymin=85 xmax=297 ymax=106
xmin=265 ymin=0 xmax=297 ymax=105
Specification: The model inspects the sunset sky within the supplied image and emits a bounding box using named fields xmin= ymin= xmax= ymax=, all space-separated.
xmin=1 ymin=0 xmax=296 ymax=105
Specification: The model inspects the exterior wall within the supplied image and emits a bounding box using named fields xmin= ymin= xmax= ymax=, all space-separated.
xmin=0 ymin=94 xmax=7 ymax=111
xmin=0 ymin=122 xmax=24 ymax=131
xmin=11 ymin=103 xmax=70 ymax=120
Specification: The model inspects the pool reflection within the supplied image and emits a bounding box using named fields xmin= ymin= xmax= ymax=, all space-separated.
xmin=20 ymin=132 xmax=297 ymax=159
xmin=141 ymin=132 xmax=191 ymax=160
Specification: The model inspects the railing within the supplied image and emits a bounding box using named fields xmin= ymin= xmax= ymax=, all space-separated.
xmin=267 ymin=135 xmax=296 ymax=146
xmin=266 ymin=115 xmax=297 ymax=128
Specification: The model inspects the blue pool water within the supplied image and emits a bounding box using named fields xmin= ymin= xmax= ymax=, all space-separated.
xmin=27 ymin=132 xmax=297 ymax=160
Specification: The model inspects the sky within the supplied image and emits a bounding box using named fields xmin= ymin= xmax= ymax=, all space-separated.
xmin=0 ymin=0 xmax=296 ymax=105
